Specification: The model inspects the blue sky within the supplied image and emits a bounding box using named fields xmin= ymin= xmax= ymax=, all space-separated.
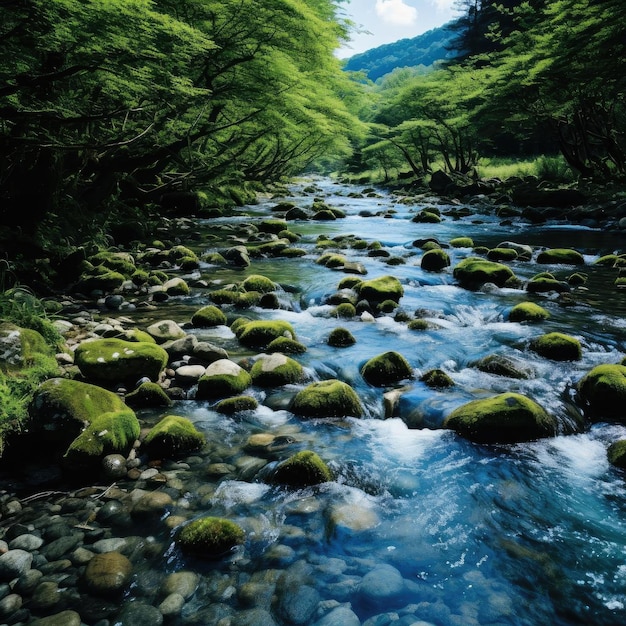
xmin=337 ymin=0 xmax=459 ymax=57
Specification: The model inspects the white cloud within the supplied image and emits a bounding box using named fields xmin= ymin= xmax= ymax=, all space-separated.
xmin=375 ymin=0 xmax=418 ymax=26
xmin=431 ymin=0 xmax=456 ymax=11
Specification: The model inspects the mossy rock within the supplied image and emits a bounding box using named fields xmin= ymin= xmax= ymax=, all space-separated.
xmin=170 ymin=245 xmax=199 ymax=264
xmin=210 ymin=289 xmax=260 ymax=308
xmin=215 ymin=396 xmax=259 ymax=414
xmin=121 ymin=329 xmax=156 ymax=343
xmin=408 ymin=319 xmax=440 ymax=331
xmin=577 ymin=364 xmax=626 ymax=419
xmin=608 ymin=440 xmax=626 ymax=468
xmin=529 ymin=332 xmax=582 ymax=361
xmin=74 ymin=271 xmax=125 ymax=294
xmin=487 ymin=248 xmax=518 ymax=262
xmin=146 ymin=320 xmax=187 ymax=343
xmin=237 ymin=320 xmax=296 ymax=349
xmin=567 ymin=272 xmax=588 ymax=286
xmin=74 ymin=338 xmax=168 ymax=384
xmin=328 ymin=327 xmax=356 ymax=348
xmin=421 ymin=249 xmax=451 ymax=272
xmin=443 ymin=392 xmax=557 ymax=444
xmin=412 ymin=210 xmax=441 ymax=223
xmin=143 ymin=415 xmax=205 ymax=458
xmin=272 ymin=450 xmax=333 ymax=487
xmin=421 ymin=241 xmax=441 ymax=251
xmin=536 ymin=248 xmax=585 ymax=265
xmin=594 ymin=254 xmax=621 ymax=267
xmin=191 ymin=305 xmax=227 ymax=328
xmin=313 ymin=209 xmax=337 ymax=220
xmin=361 ymin=351 xmax=413 ymax=387
xmin=278 ymin=247 xmax=307 ymax=258
xmin=125 ymin=382 xmax=173 ymax=409
xmin=337 ymin=276 xmax=363 ymax=290
xmin=290 ymin=379 xmax=363 ymax=418
xmin=449 ymin=237 xmax=474 ymax=248
xmin=357 ymin=275 xmax=403 ymax=305
xmin=317 ymin=253 xmax=347 ymax=268
xmin=89 ymin=252 xmax=136 ymax=276
xmin=258 ymin=219 xmax=288 ymax=234
xmin=266 ymin=337 xmax=307 ymax=354
xmin=420 ymin=369 xmax=454 ymax=388
xmin=241 ymin=274 xmax=276 ymax=293
xmin=453 ymin=257 xmax=516 ymax=289
xmin=30 ymin=378 xmax=128 ymax=439
xmin=0 ymin=323 xmax=56 ymax=368
xmin=177 ymin=517 xmax=245 ymax=558
xmin=64 ymin=409 xmax=139 ymax=466
xmin=472 ymin=354 xmax=535 ymax=379
xmin=163 ymin=277 xmax=191 ymax=296
xmin=250 ymin=353 xmax=304 ymax=387
xmin=508 ymin=302 xmax=550 ymax=323
xmin=196 ymin=359 xmax=252 ymax=400
xmin=335 ymin=303 xmax=356 ymax=318
xmin=526 ymin=277 xmax=569 ymax=294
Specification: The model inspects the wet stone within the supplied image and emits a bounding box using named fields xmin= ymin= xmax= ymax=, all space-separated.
xmin=234 ymin=608 xmax=278 ymax=626
xmin=160 ymin=571 xmax=198 ymax=599
xmin=315 ymin=605 xmax=361 ymax=626
xmin=158 ymin=592 xmax=185 ymax=616
xmin=14 ymin=568 xmax=43 ymax=594
xmin=9 ymin=533 xmax=44 ymax=551
xmin=83 ymin=551 xmax=132 ymax=596
xmin=40 ymin=534 xmax=84 ymax=561
xmin=116 ymin=601 xmax=164 ymax=626
xmin=0 ymin=549 xmax=33 ymax=581
xmin=359 ymin=564 xmax=406 ymax=610
xmin=277 ymin=584 xmax=320 ymax=624
xmin=0 ymin=593 xmax=22 ymax=618
xmin=30 ymin=609 xmax=82 ymax=626
xmin=31 ymin=580 xmax=62 ymax=610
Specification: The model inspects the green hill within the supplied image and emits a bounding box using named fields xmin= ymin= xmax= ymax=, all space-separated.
xmin=342 ymin=23 xmax=456 ymax=81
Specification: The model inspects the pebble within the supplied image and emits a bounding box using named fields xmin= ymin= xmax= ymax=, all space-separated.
xmin=315 ymin=605 xmax=362 ymax=626
xmin=30 ymin=609 xmax=82 ymax=626
xmin=101 ymin=454 xmax=128 ymax=480
xmin=158 ymin=592 xmax=185 ymax=616
xmin=359 ymin=564 xmax=406 ymax=609
xmin=31 ymin=581 xmax=62 ymax=610
xmin=0 ymin=593 xmax=22 ymax=618
xmin=116 ymin=601 xmax=164 ymax=626
xmin=159 ymin=571 xmax=198 ymax=599
xmin=9 ymin=533 xmax=44 ymax=551
xmin=0 ymin=549 xmax=33 ymax=581
xmin=83 ymin=551 xmax=133 ymax=596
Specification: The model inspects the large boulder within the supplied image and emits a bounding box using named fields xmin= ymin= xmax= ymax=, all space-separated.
xmin=529 ymin=332 xmax=582 ymax=361
xmin=361 ymin=351 xmax=413 ymax=387
xmin=421 ymin=249 xmax=451 ymax=272
xmin=453 ymin=257 xmax=516 ymax=289
xmin=356 ymin=275 xmax=403 ymax=307
xmin=0 ymin=323 xmax=56 ymax=367
xmin=443 ymin=392 xmax=557 ymax=444
xmin=508 ymin=302 xmax=550 ymax=323
xmin=196 ymin=359 xmax=251 ymax=400
xmin=250 ymin=353 xmax=304 ymax=387
xmin=577 ymin=364 xmax=626 ymax=420
xmin=536 ymin=248 xmax=585 ymax=265
xmin=191 ymin=305 xmax=227 ymax=328
xmin=271 ymin=450 xmax=333 ymax=487
xmin=236 ymin=320 xmax=297 ymax=349
xmin=74 ymin=338 xmax=168 ymax=384
xmin=142 ymin=415 xmax=205 ymax=458
xmin=290 ymin=379 xmax=363 ymax=418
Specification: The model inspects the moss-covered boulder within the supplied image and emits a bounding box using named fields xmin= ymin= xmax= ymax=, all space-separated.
xmin=526 ymin=276 xmax=570 ymax=294
xmin=191 ymin=305 xmax=227 ymax=328
xmin=608 ymin=439 xmax=626 ymax=468
xmin=577 ymin=364 xmax=626 ymax=419
xmin=335 ymin=303 xmax=356 ymax=318
xmin=0 ymin=323 xmax=56 ymax=367
xmin=472 ymin=354 xmax=535 ymax=379
xmin=487 ymin=248 xmax=518 ymax=262
xmin=163 ymin=277 xmax=191 ymax=296
xmin=74 ymin=338 xmax=168 ymax=384
xmin=250 ymin=353 xmax=304 ymax=387
xmin=356 ymin=275 xmax=403 ymax=306
xmin=361 ymin=351 xmax=413 ymax=387
xmin=177 ymin=517 xmax=245 ymax=558
xmin=412 ymin=210 xmax=441 ymax=223
xmin=443 ymin=392 xmax=557 ymax=444
xmin=529 ymin=332 xmax=582 ymax=361
xmin=449 ymin=237 xmax=474 ymax=248
xmin=420 ymin=369 xmax=455 ymax=388
xmin=272 ymin=450 xmax=333 ymax=487
xmin=196 ymin=359 xmax=252 ymax=399
xmin=215 ymin=396 xmax=259 ymax=414
xmin=407 ymin=319 xmax=441 ymax=331
xmin=536 ymin=248 xmax=585 ymax=265
xmin=237 ymin=320 xmax=296 ymax=349
xmin=508 ymin=302 xmax=550 ymax=323
xmin=143 ymin=415 xmax=205 ymax=458
xmin=146 ymin=320 xmax=187 ymax=343
xmin=453 ymin=257 xmax=516 ymax=289
xmin=64 ymin=409 xmax=139 ymax=467
xmin=241 ymin=274 xmax=276 ymax=293
xmin=266 ymin=337 xmax=307 ymax=354
xmin=421 ymin=249 xmax=451 ymax=272
xmin=291 ymin=379 xmax=363 ymax=418
xmin=328 ymin=327 xmax=356 ymax=348
xmin=74 ymin=271 xmax=125 ymax=294
xmin=125 ymin=382 xmax=173 ymax=409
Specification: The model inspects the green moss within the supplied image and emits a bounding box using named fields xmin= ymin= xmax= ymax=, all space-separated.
xmin=357 ymin=275 xmax=404 ymax=305
xmin=530 ymin=332 xmax=582 ymax=361
xmin=191 ymin=305 xmax=227 ymax=328
xmin=215 ymin=396 xmax=259 ymax=414
xmin=177 ymin=517 xmax=245 ymax=557
xmin=508 ymin=302 xmax=550 ymax=323
xmin=163 ymin=277 xmax=190 ymax=296
xmin=421 ymin=249 xmax=451 ymax=272
xmin=290 ymin=379 xmax=363 ymax=418
xmin=487 ymin=248 xmax=518 ymax=262
xmin=258 ymin=219 xmax=288 ymax=234
xmin=317 ymin=253 xmax=347 ymax=268
xmin=412 ymin=210 xmax=441 ymax=223
xmin=361 ymin=351 xmax=413 ymax=387
xmin=272 ymin=450 xmax=333 ymax=487
xmin=337 ymin=277 xmax=363 ymax=290
xmin=313 ymin=209 xmax=337 ymax=220
xmin=89 ymin=252 xmax=136 ymax=276
xmin=74 ymin=338 xmax=168 ymax=383
xmin=196 ymin=359 xmax=252 ymax=399
xmin=241 ymin=274 xmax=276 ymax=293
xmin=443 ymin=392 xmax=557 ymax=444
xmin=237 ymin=320 xmax=296 ymax=349
xmin=335 ymin=303 xmax=356 ymax=318
xmin=64 ymin=409 xmax=139 ymax=465
xmin=278 ymin=247 xmax=307 ymax=258
xmin=210 ymin=289 xmax=260 ymax=308
xmin=327 ymin=327 xmax=356 ymax=348
xmin=278 ymin=230 xmax=300 ymax=243
xmin=577 ymin=364 xmax=626 ymax=419
xmin=408 ymin=319 xmax=440 ymax=331
xmin=74 ymin=271 xmax=125 ymax=294
xmin=526 ymin=277 xmax=569 ymax=294
xmin=607 ymin=439 xmax=626 ymax=468
xmin=420 ymin=369 xmax=454 ymax=388
xmin=536 ymin=248 xmax=585 ymax=265
xmin=250 ymin=353 xmax=304 ymax=387
xmin=453 ymin=257 xmax=516 ymax=289
xmin=125 ymin=382 xmax=173 ymax=409
xmin=567 ymin=272 xmax=588 ymax=286
xmin=143 ymin=414 xmax=205 ymax=458
xmin=421 ymin=241 xmax=441 ymax=251
xmin=594 ymin=254 xmax=620 ymax=267
xmin=121 ymin=329 xmax=156 ymax=343
xmin=266 ymin=337 xmax=307 ymax=354
xmin=449 ymin=237 xmax=474 ymax=248
xmin=170 ymin=245 xmax=199 ymax=264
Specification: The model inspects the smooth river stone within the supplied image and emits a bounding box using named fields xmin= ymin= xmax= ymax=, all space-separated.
xmin=359 ymin=564 xmax=406 ymax=609
xmin=160 ymin=571 xmax=199 ymax=599
xmin=9 ymin=533 xmax=44 ymax=551
xmin=0 ymin=549 xmax=32 ymax=581
xmin=314 ymin=606 xmax=361 ymax=626
xmin=30 ymin=610 xmax=82 ymax=626
xmin=83 ymin=551 xmax=132 ymax=596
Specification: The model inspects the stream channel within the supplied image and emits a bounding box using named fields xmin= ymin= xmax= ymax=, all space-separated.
xmin=5 ymin=177 xmax=626 ymax=626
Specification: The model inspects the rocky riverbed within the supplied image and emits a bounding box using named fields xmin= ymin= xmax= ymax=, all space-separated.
xmin=1 ymin=177 xmax=626 ymax=625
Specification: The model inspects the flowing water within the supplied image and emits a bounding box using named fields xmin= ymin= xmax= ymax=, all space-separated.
xmin=12 ymin=178 xmax=626 ymax=625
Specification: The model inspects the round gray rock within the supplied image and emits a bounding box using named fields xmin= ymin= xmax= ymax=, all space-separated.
xmin=0 ymin=549 xmax=32 ymax=581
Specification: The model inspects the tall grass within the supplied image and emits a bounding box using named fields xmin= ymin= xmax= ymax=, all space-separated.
xmin=477 ymin=155 xmax=576 ymax=183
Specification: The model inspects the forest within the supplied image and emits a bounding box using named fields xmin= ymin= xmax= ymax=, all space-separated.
xmin=1 ymin=0 xmax=625 ymax=281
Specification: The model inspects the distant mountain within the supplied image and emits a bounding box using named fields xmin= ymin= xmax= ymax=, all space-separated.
xmin=342 ymin=23 xmax=456 ymax=82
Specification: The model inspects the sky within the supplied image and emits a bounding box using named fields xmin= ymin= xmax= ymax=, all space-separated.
xmin=336 ymin=0 xmax=459 ymax=58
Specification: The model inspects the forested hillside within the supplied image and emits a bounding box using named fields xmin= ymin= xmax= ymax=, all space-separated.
xmin=342 ymin=24 xmax=455 ymax=81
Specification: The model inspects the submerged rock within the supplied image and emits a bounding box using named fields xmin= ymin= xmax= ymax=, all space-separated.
xmin=443 ymin=392 xmax=557 ymax=444
xmin=177 ymin=517 xmax=245 ymax=557
xmin=472 ymin=354 xmax=535 ymax=379
xmin=83 ymin=551 xmax=132 ymax=596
